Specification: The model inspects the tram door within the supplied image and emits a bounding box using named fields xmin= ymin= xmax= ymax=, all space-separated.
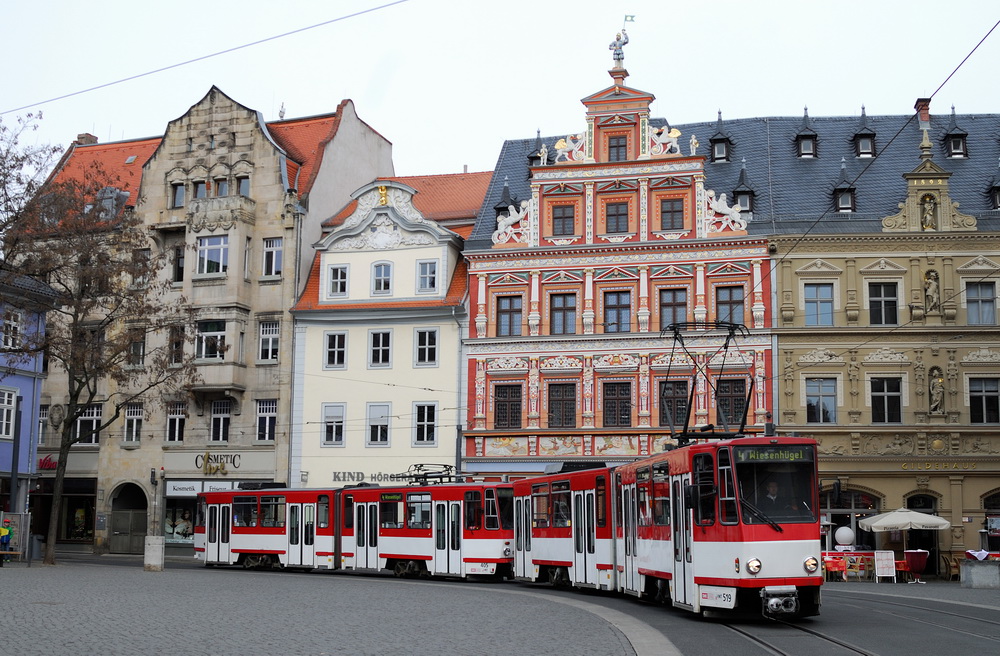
xmin=671 ymin=477 xmax=693 ymax=606
xmin=573 ymin=490 xmax=598 ymax=586
xmin=514 ymin=497 xmax=532 ymax=579
xmin=205 ymin=503 xmax=232 ymax=564
xmin=622 ymin=484 xmax=638 ymax=593
xmin=433 ymin=500 xmax=462 ymax=576
xmin=355 ymin=502 xmax=379 ymax=569
xmin=286 ymin=502 xmax=317 ymax=567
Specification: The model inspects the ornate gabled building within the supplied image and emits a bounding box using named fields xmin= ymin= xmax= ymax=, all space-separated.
xmin=290 ymin=173 xmax=489 ymax=486
xmin=35 ymin=88 xmax=393 ymax=553
xmin=461 ymin=57 xmax=773 ymax=477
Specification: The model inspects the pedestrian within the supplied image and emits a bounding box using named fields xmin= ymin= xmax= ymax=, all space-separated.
xmin=0 ymin=517 xmax=13 ymax=561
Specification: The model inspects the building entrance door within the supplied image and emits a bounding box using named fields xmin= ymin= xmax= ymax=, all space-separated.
xmin=109 ymin=483 xmax=148 ymax=554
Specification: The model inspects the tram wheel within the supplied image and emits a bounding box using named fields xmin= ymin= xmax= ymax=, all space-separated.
xmin=394 ymin=561 xmax=407 ymax=577
xmin=243 ymin=555 xmax=261 ymax=569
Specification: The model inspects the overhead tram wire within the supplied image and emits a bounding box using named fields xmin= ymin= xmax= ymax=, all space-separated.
xmin=741 ymin=18 xmax=1000 ymax=386
xmin=1 ymin=0 xmax=412 ymax=117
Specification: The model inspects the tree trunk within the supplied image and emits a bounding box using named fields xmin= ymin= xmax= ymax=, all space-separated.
xmin=42 ymin=422 xmax=75 ymax=565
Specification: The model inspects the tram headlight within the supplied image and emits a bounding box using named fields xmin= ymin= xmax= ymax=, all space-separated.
xmin=747 ymin=558 xmax=762 ymax=575
xmin=734 ymin=558 xmax=740 ymax=573
xmin=804 ymin=556 xmax=819 ymax=573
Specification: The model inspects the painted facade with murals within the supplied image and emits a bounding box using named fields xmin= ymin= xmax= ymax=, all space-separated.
xmin=461 ymin=59 xmax=773 ymax=477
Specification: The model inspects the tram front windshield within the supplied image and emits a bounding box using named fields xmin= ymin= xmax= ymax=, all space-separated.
xmin=734 ymin=444 xmax=817 ymax=524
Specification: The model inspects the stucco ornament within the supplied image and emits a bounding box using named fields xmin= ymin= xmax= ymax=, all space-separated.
xmin=651 ymin=126 xmax=682 ymax=155
xmin=492 ymin=199 xmax=531 ymax=244
xmin=705 ymin=190 xmax=745 ymax=231
xmin=554 ymin=134 xmax=586 ymax=162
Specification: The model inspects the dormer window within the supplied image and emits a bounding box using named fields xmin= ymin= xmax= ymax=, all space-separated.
xmin=797 ymin=135 xmax=817 ymax=158
xmin=990 ymin=183 xmax=1000 ymax=210
xmin=711 ymin=140 xmax=730 ymax=162
xmin=947 ymin=135 xmax=968 ymax=158
xmin=836 ymin=189 xmax=855 ymax=213
xmin=734 ymin=191 xmax=754 ymax=213
xmin=855 ymin=135 xmax=875 ymax=158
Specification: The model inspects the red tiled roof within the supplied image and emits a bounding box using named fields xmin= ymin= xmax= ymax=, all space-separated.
xmin=324 ymin=171 xmax=491 ymax=228
xmin=265 ymin=112 xmax=338 ymax=194
xmin=46 ymin=108 xmax=346 ymax=200
xmin=48 ymin=138 xmax=160 ymax=200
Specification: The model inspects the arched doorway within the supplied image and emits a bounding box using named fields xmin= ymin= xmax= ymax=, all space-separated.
xmin=820 ymin=487 xmax=881 ymax=551
xmin=109 ymin=483 xmax=148 ymax=554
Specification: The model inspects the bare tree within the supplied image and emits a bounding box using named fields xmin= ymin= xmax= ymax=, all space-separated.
xmin=3 ymin=117 xmax=198 ymax=564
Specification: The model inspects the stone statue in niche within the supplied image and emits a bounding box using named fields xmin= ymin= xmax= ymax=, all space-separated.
xmin=924 ymin=270 xmax=940 ymax=313
xmin=689 ymin=134 xmax=700 ymax=156
xmin=921 ymin=194 xmax=937 ymax=231
xmin=928 ymin=366 xmax=944 ymax=414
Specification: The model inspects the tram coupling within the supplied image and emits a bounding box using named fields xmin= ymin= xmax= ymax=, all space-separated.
xmin=760 ymin=586 xmax=799 ymax=617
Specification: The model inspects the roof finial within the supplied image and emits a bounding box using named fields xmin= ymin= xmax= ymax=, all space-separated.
xmin=920 ymin=129 xmax=933 ymax=159
xmin=279 ymin=102 xmax=286 ymax=120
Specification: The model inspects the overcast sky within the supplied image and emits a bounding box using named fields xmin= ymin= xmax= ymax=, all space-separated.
xmin=3 ymin=1 xmax=999 ymax=177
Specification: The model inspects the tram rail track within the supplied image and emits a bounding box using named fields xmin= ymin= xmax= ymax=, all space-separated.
xmin=721 ymin=620 xmax=879 ymax=656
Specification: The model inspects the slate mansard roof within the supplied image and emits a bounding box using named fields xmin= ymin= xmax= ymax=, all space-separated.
xmin=469 ymin=108 xmax=1000 ymax=248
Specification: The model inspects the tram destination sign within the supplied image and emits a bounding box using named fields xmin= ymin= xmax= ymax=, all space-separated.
xmin=734 ymin=445 xmax=813 ymax=463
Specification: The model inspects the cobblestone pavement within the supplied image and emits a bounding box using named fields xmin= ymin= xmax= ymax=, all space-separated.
xmin=0 ymin=560 xmax=648 ymax=656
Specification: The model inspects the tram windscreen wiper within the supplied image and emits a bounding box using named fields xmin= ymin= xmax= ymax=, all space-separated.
xmin=741 ymin=498 xmax=783 ymax=532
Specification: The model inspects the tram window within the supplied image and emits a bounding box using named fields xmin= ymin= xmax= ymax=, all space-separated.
xmin=344 ymin=495 xmax=354 ymax=529
xmin=304 ymin=505 xmax=315 ymax=545
xmin=408 ymin=492 xmax=432 ymax=529
xmin=733 ymin=444 xmax=818 ymax=524
xmin=196 ymin=499 xmax=206 ymax=528
xmin=717 ymin=448 xmax=738 ymax=525
xmin=260 ymin=496 xmax=286 ymax=527
xmin=465 ymin=491 xmax=483 ymax=529
xmin=692 ymin=453 xmax=716 ymax=526
xmin=317 ymin=495 xmax=330 ymax=529
xmin=614 ymin=473 xmax=623 ymax=527
xmin=552 ymin=481 xmax=571 ymax=528
xmin=595 ymin=476 xmax=607 ymax=528
xmin=484 ymin=489 xmax=500 ymax=530
xmin=652 ymin=463 xmax=670 ymax=526
xmin=208 ymin=506 xmax=217 ymax=543
xmin=514 ymin=499 xmax=522 ymax=551
xmin=232 ymin=496 xmax=258 ymax=527
xmin=497 ymin=487 xmax=514 ymax=530
xmin=380 ymin=499 xmax=402 ymax=529
xmin=637 ymin=467 xmax=652 ymax=526
xmin=532 ymin=483 xmax=550 ymax=528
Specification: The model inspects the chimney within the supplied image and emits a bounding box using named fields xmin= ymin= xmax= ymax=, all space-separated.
xmin=914 ymin=98 xmax=931 ymax=131
xmin=75 ymin=133 xmax=98 ymax=146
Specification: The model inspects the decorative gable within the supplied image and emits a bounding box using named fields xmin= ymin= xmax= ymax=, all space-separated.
xmin=796 ymin=259 xmax=843 ymax=275
xmin=858 ymin=258 xmax=907 ymax=275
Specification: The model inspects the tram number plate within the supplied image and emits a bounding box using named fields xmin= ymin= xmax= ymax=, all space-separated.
xmin=700 ymin=586 xmax=737 ymax=609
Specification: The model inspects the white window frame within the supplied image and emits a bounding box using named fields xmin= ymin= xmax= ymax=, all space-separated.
xmin=211 ymin=399 xmax=231 ymax=442
xmin=803 ymin=282 xmax=835 ymax=326
xmin=38 ymin=405 xmax=49 ymax=447
xmin=836 ymin=190 xmax=855 ymax=213
xmin=258 ymin=321 xmax=279 ymax=362
xmin=417 ymin=260 xmax=438 ymax=293
xmin=127 ymin=334 xmax=146 ymax=368
xmin=964 ymin=280 xmax=997 ymax=326
xmin=325 ymin=332 xmax=347 ymax=369
xmin=123 ymin=403 xmax=143 ymax=443
xmin=73 ymin=404 xmax=102 ymax=445
xmin=328 ymin=265 xmax=348 ymax=298
xmin=865 ymin=375 xmax=905 ymax=424
xmin=196 ymin=235 xmax=229 ymax=275
xmin=415 ymin=328 xmax=438 ymax=367
xmin=322 ymin=403 xmax=346 ymax=447
xmin=804 ymin=377 xmax=839 ymax=424
xmin=366 ymin=402 xmax=390 ymax=446
xmin=856 ymin=136 xmax=875 ymax=157
xmin=866 ymin=280 xmax=900 ymax=326
xmin=966 ymin=376 xmax=1000 ymax=424
xmin=256 ymin=399 xmax=277 ymax=442
xmin=2 ymin=310 xmax=22 ymax=349
xmin=369 ymin=330 xmax=392 ymax=369
xmin=196 ymin=321 xmax=227 ymax=360
xmin=166 ymin=402 xmax=186 ymax=442
xmin=413 ymin=402 xmax=437 ymax=446
xmin=0 ymin=390 xmax=15 ymax=439
xmin=262 ymin=237 xmax=283 ymax=277
xmin=372 ymin=262 xmax=392 ymax=295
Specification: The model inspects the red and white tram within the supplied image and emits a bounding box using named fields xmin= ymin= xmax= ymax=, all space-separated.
xmin=512 ymin=436 xmax=824 ymax=618
xmin=195 ymin=482 xmax=515 ymax=579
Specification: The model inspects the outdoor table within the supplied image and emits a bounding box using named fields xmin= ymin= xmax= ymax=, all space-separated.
xmin=823 ymin=557 xmax=846 ymax=581
xmin=904 ymin=549 xmax=929 ymax=584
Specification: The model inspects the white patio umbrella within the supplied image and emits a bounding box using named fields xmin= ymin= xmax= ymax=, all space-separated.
xmin=858 ymin=508 xmax=951 ymax=533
